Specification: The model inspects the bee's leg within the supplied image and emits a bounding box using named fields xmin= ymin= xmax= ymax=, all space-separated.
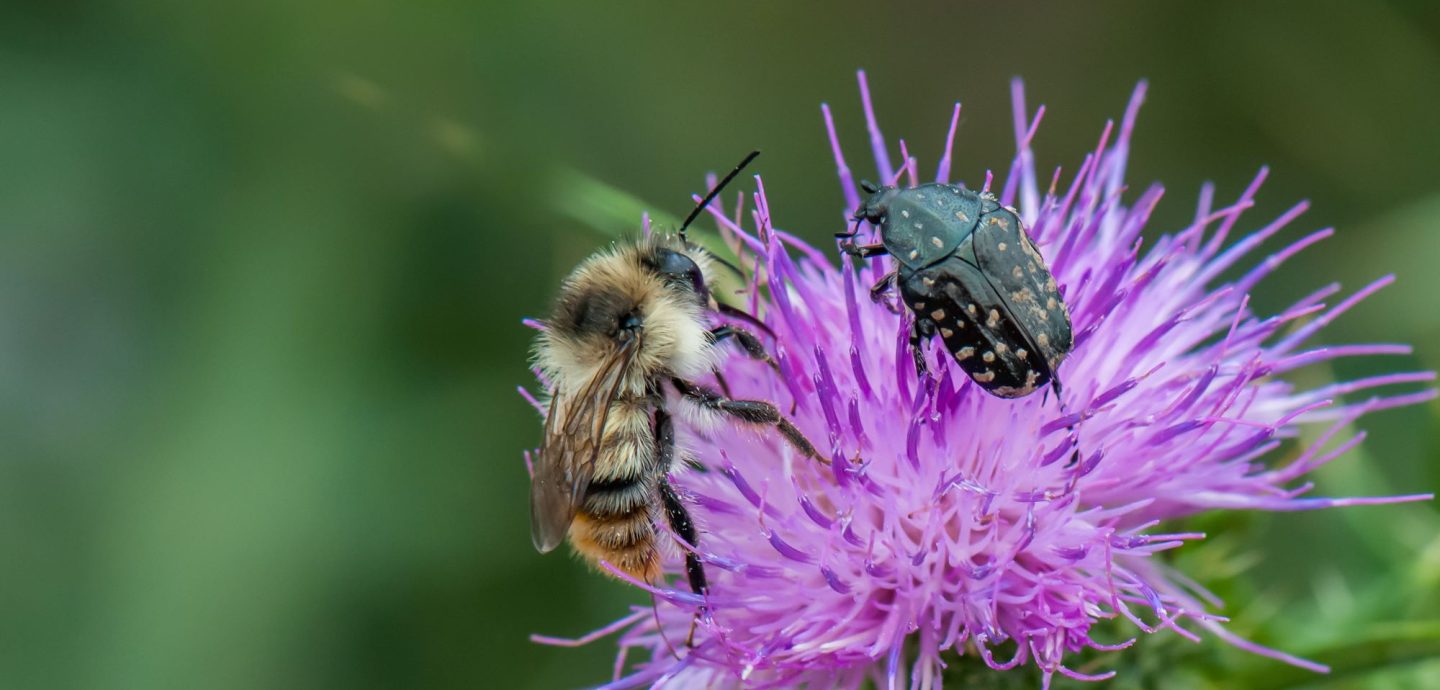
xmin=654 ymin=408 xmax=707 ymax=647
xmin=659 ymin=480 xmax=707 ymax=646
xmin=670 ymin=377 xmax=824 ymax=464
xmin=709 ymin=321 xmax=796 ymax=413
xmin=709 ymin=325 xmax=779 ymax=373
xmin=713 ymin=302 xmax=775 ymax=340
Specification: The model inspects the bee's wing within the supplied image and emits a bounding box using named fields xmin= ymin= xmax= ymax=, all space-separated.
xmin=529 ymin=336 xmax=639 ymax=553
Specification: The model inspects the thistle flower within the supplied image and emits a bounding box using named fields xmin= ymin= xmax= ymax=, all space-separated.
xmin=528 ymin=72 xmax=1435 ymax=689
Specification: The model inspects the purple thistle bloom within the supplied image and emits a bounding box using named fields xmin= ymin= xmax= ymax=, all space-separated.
xmin=529 ymin=72 xmax=1435 ymax=688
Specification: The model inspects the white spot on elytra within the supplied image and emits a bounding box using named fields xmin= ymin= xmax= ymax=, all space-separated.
xmin=997 ymin=242 xmax=1007 ymax=251
xmin=1012 ymin=266 xmax=1024 ymax=279
xmin=954 ymin=211 xmax=970 ymax=222
xmin=995 ymin=343 xmax=1009 ymax=355
xmin=956 ymin=347 xmax=975 ymax=360
xmin=940 ymin=327 xmax=954 ymax=338
xmin=967 ymin=304 xmax=978 ymax=315
xmin=1047 ymin=297 xmax=1058 ymax=310
xmin=900 ymin=209 xmax=911 ymax=218
xmin=909 ymin=250 xmax=919 ymax=260
xmin=982 ymin=351 xmax=995 ymax=363
xmin=931 ymin=309 xmax=946 ymax=320
xmin=975 ymin=370 xmax=996 ymax=383
xmin=1016 ymin=348 xmax=1028 ymax=360
xmin=931 ymin=237 xmax=943 ymax=248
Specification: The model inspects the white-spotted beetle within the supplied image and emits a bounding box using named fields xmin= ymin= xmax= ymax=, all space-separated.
xmin=840 ymin=182 xmax=1073 ymax=399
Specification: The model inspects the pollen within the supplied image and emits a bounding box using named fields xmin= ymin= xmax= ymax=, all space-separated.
xmin=1016 ymin=348 xmax=1028 ymax=360
xmin=1047 ymin=297 xmax=1058 ymax=310
xmin=995 ymin=343 xmax=1008 ymax=355
xmin=1038 ymin=332 xmax=1050 ymax=347
xmin=931 ymin=237 xmax=943 ymax=248
xmin=987 ymin=309 xmax=1000 ymax=327
xmin=1012 ymin=266 xmax=1024 ymax=279
xmin=954 ymin=211 xmax=970 ymax=222
xmin=967 ymin=304 xmax=978 ymax=315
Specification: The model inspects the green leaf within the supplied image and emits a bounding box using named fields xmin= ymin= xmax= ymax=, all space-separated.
xmin=1228 ymin=621 xmax=1440 ymax=690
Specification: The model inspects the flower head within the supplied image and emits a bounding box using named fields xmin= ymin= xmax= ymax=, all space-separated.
xmin=529 ymin=72 xmax=1435 ymax=688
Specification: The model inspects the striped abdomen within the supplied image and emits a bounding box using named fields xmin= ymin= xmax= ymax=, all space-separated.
xmin=569 ymin=395 xmax=660 ymax=581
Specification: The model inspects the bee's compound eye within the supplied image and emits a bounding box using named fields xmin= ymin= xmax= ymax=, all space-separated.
xmin=653 ymin=248 xmax=699 ymax=279
xmin=651 ymin=248 xmax=706 ymax=294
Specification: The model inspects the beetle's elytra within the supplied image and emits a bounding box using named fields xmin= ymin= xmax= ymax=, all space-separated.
xmin=840 ymin=182 xmax=1073 ymax=399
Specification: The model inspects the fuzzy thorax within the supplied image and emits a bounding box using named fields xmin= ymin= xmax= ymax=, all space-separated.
xmin=535 ymin=235 xmax=720 ymax=397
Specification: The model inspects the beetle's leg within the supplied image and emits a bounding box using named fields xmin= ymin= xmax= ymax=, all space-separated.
xmin=840 ymin=242 xmax=889 ymax=259
xmin=868 ymin=271 xmax=897 ymax=301
xmin=1052 ymin=379 xmax=1083 ymax=469
xmin=671 ymin=377 xmax=824 ymax=465
xmin=868 ymin=271 xmax=902 ymax=314
xmin=909 ymin=319 xmax=932 ymax=379
xmin=835 ymin=217 xmax=864 ymax=240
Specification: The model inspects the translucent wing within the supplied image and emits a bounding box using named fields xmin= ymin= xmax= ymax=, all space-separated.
xmin=529 ymin=337 xmax=638 ymax=553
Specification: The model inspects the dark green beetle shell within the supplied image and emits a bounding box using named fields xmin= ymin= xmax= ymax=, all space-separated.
xmin=857 ymin=182 xmax=982 ymax=271
xmin=869 ymin=184 xmax=1073 ymax=398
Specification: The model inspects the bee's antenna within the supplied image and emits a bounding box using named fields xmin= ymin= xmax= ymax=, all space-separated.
xmin=678 ymin=150 xmax=761 ymax=244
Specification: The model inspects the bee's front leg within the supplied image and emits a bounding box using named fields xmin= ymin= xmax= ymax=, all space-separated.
xmin=708 ymin=324 xmax=778 ymax=373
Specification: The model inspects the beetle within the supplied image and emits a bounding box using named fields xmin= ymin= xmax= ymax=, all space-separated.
xmin=839 ymin=181 xmax=1073 ymax=399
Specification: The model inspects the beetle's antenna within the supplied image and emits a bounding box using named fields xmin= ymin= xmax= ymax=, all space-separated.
xmin=679 ymin=150 xmax=761 ymax=244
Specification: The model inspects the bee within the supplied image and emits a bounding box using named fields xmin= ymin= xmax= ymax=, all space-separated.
xmin=528 ymin=152 xmax=822 ymax=615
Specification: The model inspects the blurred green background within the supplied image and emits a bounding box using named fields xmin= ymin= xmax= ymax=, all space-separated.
xmin=1 ymin=2 xmax=1437 ymax=688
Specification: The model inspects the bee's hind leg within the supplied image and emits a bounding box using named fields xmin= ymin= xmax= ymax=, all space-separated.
xmin=670 ymin=377 xmax=824 ymax=465
xmin=654 ymin=407 xmax=707 ymax=647
xmin=658 ymin=479 xmax=707 ymax=647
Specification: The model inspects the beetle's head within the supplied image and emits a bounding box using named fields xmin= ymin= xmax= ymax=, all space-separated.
xmin=854 ymin=180 xmax=899 ymax=224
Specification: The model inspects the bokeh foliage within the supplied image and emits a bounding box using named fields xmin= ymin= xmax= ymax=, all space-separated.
xmin=0 ymin=1 xmax=1436 ymax=688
